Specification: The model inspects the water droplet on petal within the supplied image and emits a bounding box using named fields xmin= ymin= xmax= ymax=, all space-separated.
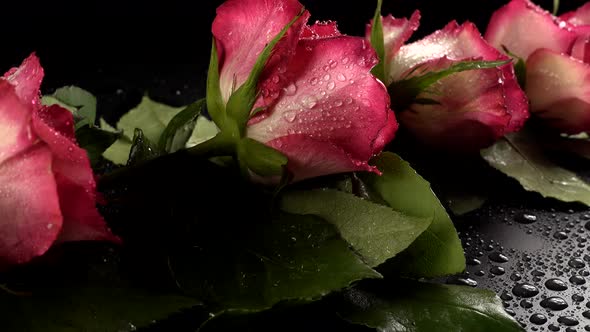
xmin=337 ymin=73 xmax=346 ymax=81
xmin=284 ymin=83 xmax=297 ymax=96
xmin=327 ymin=81 xmax=335 ymax=90
xmin=283 ymin=110 xmax=297 ymax=123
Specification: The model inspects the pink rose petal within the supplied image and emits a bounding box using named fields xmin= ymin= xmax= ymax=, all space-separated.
xmin=388 ymin=21 xmax=529 ymax=150
xmin=391 ymin=21 xmax=506 ymax=79
xmin=526 ymin=48 xmax=590 ymax=134
xmin=0 ymin=81 xmax=36 ymax=165
xmin=561 ymin=2 xmax=590 ymax=26
xmin=247 ymin=35 xmax=395 ymax=177
xmin=301 ymin=21 xmax=341 ymax=39
xmin=266 ymin=135 xmax=377 ymax=181
xmin=485 ymin=0 xmax=577 ymax=59
xmin=365 ymin=10 xmax=421 ymax=84
xmin=32 ymin=105 xmax=118 ymax=243
xmin=0 ymin=145 xmax=62 ymax=267
xmin=571 ymin=35 xmax=590 ymax=63
xmin=2 ymin=54 xmax=44 ymax=108
xmin=399 ymin=57 xmax=515 ymax=151
xmin=212 ymin=0 xmax=309 ymax=105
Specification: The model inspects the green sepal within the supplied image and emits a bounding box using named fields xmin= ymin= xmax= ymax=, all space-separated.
xmin=207 ymin=40 xmax=226 ymax=128
xmin=369 ymin=0 xmax=387 ymax=84
xmin=225 ymin=9 xmax=304 ymax=133
xmin=553 ymin=0 xmax=560 ymax=15
xmin=238 ymin=138 xmax=288 ymax=176
xmin=158 ymin=98 xmax=205 ymax=153
xmin=389 ymin=59 xmax=510 ymax=111
xmin=127 ymin=128 xmax=160 ymax=166
xmin=501 ymin=45 xmax=527 ymax=88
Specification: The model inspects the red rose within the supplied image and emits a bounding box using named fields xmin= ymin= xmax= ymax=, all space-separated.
xmin=486 ymin=0 xmax=590 ymax=134
xmin=212 ymin=0 xmax=397 ymax=180
xmin=0 ymin=55 xmax=118 ymax=269
xmin=368 ymin=12 xmax=528 ymax=151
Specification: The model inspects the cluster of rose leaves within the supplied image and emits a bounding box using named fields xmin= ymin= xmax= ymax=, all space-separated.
xmin=1 ymin=0 xmax=589 ymax=269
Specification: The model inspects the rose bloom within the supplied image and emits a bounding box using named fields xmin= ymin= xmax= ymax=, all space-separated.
xmin=367 ymin=11 xmax=529 ymax=152
xmin=0 ymin=55 xmax=117 ymax=269
xmin=486 ymin=0 xmax=590 ymax=134
xmin=212 ymin=0 xmax=397 ymax=180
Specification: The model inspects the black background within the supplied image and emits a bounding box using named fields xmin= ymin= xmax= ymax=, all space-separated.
xmin=3 ymin=1 xmax=590 ymax=331
xmin=1 ymin=0 xmax=586 ymax=121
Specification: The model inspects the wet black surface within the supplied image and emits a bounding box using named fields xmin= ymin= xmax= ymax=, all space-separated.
xmin=4 ymin=0 xmax=590 ymax=331
xmin=453 ymin=187 xmax=590 ymax=331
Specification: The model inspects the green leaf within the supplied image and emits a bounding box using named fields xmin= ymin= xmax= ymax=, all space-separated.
xmin=0 ymin=243 xmax=202 ymax=332
xmin=444 ymin=192 xmax=487 ymax=216
xmin=169 ymin=212 xmax=380 ymax=311
xmin=102 ymin=96 xmax=185 ymax=164
xmin=127 ymin=128 xmax=160 ymax=166
xmin=75 ymin=125 xmax=120 ymax=167
xmin=225 ymin=9 xmax=304 ymax=131
xmin=280 ymin=189 xmax=432 ymax=267
xmin=117 ymin=96 xmax=185 ymax=143
xmin=238 ymin=137 xmax=287 ymax=176
xmin=336 ymin=280 xmax=524 ymax=332
xmin=186 ymin=116 xmax=220 ymax=148
xmin=0 ymin=286 xmax=200 ymax=332
xmin=360 ymin=152 xmax=465 ymax=277
xmin=369 ymin=0 xmax=387 ymax=84
xmin=42 ymin=86 xmax=97 ymax=129
xmin=390 ymin=59 xmax=510 ymax=111
xmin=158 ymin=99 xmax=205 ymax=153
xmin=206 ymin=40 xmax=226 ymax=128
xmin=481 ymin=129 xmax=590 ymax=206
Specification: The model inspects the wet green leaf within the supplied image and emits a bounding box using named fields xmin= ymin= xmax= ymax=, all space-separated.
xmin=481 ymin=129 xmax=590 ymax=206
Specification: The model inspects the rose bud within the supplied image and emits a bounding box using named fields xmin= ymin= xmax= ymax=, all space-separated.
xmin=209 ymin=0 xmax=397 ymax=181
xmin=486 ymin=0 xmax=590 ymax=134
xmin=0 ymin=55 xmax=118 ymax=269
xmin=369 ymin=12 xmax=528 ymax=151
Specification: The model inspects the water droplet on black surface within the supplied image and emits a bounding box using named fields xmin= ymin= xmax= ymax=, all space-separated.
xmin=555 ymin=231 xmax=569 ymax=240
xmin=570 ymin=275 xmax=586 ymax=285
xmin=447 ymin=276 xmax=478 ymax=287
xmin=532 ymin=269 xmax=546 ymax=277
xmin=558 ymin=316 xmax=579 ymax=326
xmin=549 ymin=323 xmax=560 ymax=331
xmin=511 ymin=272 xmax=522 ymax=281
xmin=569 ymin=258 xmax=586 ymax=269
xmin=520 ymin=299 xmax=533 ymax=308
xmin=489 ymin=252 xmax=509 ymax=263
xmin=585 ymin=221 xmax=590 ymax=230
xmin=513 ymin=283 xmax=540 ymax=298
xmin=466 ymin=258 xmax=481 ymax=265
xmin=572 ymin=294 xmax=585 ymax=302
xmin=541 ymin=297 xmax=569 ymax=311
xmin=583 ymin=311 xmax=590 ymax=319
xmin=505 ymin=308 xmax=516 ymax=316
xmin=500 ymin=290 xmax=513 ymax=301
xmin=530 ymin=313 xmax=548 ymax=325
xmin=546 ymin=278 xmax=568 ymax=291
xmin=491 ymin=266 xmax=506 ymax=275
xmin=517 ymin=213 xmax=538 ymax=224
